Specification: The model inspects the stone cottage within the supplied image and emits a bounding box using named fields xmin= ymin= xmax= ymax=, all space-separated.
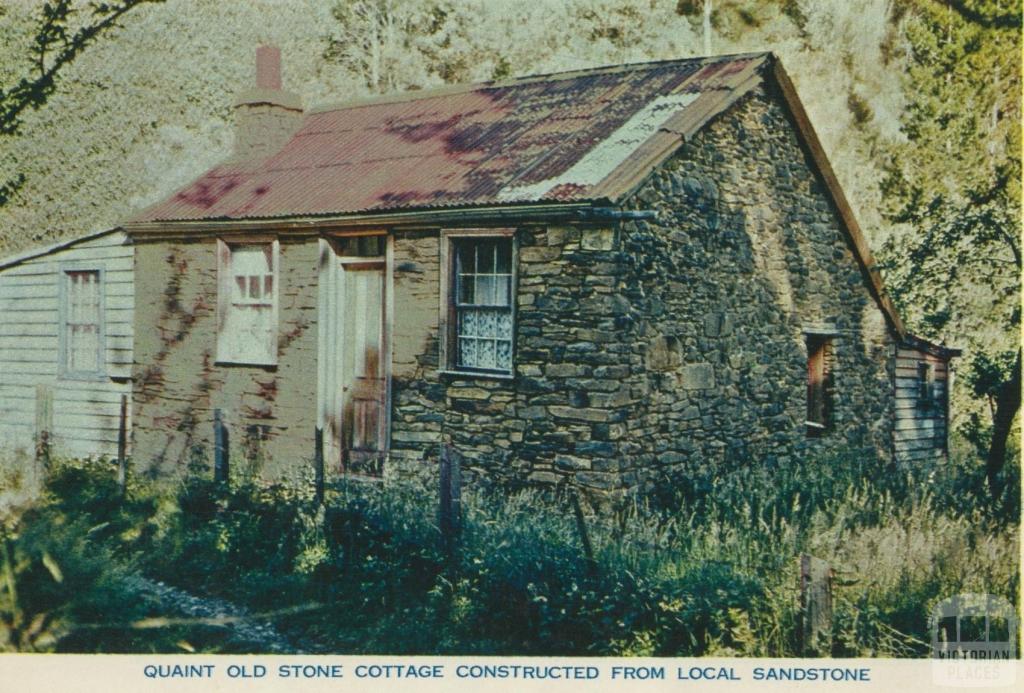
xmin=119 ymin=47 xmax=958 ymax=490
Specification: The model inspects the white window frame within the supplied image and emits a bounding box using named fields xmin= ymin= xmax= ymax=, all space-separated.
xmin=58 ymin=264 xmax=106 ymax=380
xmin=439 ymin=228 xmax=516 ymax=378
xmin=216 ymin=237 xmax=280 ymax=366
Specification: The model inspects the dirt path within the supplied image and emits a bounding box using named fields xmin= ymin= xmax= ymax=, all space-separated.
xmin=124 ymin=575 xmax=296 ymax=653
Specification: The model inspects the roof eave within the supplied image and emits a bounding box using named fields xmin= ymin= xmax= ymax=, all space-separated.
xmin=120 ymin=200 xmax=600 ymax=237
xmin=902 ymin=333 xmax=963 ymax=359
xmin=0 ymin=228 xmax=124 ymax=271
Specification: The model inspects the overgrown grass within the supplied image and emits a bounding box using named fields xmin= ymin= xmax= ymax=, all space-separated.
xmin=0 ymin=444 xmax=1018 ymax=655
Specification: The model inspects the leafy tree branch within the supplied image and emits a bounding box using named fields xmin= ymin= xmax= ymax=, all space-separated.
xmin=0 ymin=0 xmax=162 ymax=205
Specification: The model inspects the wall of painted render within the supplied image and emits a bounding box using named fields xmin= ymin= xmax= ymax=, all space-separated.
xmin=131 ymin=236 xmax=319 ymax=480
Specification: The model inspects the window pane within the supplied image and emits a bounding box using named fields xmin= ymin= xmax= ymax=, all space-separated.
xmin=460 ymin=309 xmax=479 ymax=338
xmin=479 ymin=308 xmax=498 ymax=338
xmin=494 ymin=274 xmax=511 ymax=306
xmin=476 ymin=275 xmax=496 ymax=305
xmin=249 ymin=275 xmax=261 ymax=299
xmin=496 ymin=241 xmax=512 ymax=273
xmin=478 ymin=339 xmax=496 ymax=369
xmin=359 ymin=236 xmax=384 ymax=256
xmin=496 ymin=310 xmax=512 ymax=337
xmin=496 ymin=340 xmax=512 ymax=370
xmin=477 ymin=240 xmax=495 ymax=273
xmin=457 ymin=242 xmax=475 ymax=275
xmin=459 ymin=337 xmax=477 ymax=367
xmin=233 ymin=245 xmax=271 ymax=274
xmin=458 ymin=272 xmax=475 ymax=304
xmin=338 ymin=235 xmax=385 ymax=257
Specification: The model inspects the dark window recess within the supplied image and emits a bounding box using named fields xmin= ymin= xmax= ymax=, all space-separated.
xmin=452 ymin=237 xmax=513 ymax=373
xmin=336 ymin=235 xmax=385 ymax=257
xmin=806 ymin=335 xmax=834 ymax=437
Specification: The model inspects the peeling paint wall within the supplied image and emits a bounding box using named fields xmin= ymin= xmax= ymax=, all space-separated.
xmin=131 ymin=237 xmax=318 ymax=480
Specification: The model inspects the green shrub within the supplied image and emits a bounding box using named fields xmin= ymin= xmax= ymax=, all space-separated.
xmin=0 ymin=444 xmax=1017 ymax=655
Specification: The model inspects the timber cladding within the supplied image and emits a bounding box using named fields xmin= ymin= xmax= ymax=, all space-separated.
xmin=893 ymin=346 xmax=951 ymax=461
xmin=0 ymin=230 xmax=133 ymax=460
xmin=131 ymin=237 xmax=319 ymax=480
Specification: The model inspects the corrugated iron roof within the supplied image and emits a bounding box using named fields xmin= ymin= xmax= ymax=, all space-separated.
xmin=130 ymin=53 xmax=769 ymax=223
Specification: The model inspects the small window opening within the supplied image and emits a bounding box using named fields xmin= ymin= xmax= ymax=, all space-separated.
xmin=806 ymin=334 xmax=834 ymax=437
xmin=336 ymin=235 xmax=385 ymax=257
xmin=61 ymin=269 xmax=103 ymax=377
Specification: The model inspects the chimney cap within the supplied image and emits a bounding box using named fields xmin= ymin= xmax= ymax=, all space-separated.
xmin=235 ymin=44 xmax=302 ymax=111
xmin=255 ymin=44 xmax=282 ymax=90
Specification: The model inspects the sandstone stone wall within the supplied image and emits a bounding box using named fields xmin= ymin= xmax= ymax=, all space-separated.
xmin=384 ymin=82 xmax=896 ymax=493
xmin=388 ymin=230 xmax=445 ymax=467
xmin=132 ymin=236 xmax=319 ymax=480
xmin=612 ymin=83 xmax=895 ymax=492
xmin=386 ymin=225 xmax=636 ymax=490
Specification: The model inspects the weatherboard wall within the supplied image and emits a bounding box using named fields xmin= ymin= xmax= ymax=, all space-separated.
xmin=0 ymin=231 xmax=133 ymax=459
xmin=893 ymin=345 xmax=950 ymax=462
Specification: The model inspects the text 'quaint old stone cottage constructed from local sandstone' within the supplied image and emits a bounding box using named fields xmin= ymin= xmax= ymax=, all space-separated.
xmin=112 ymin=48 xmax=958 ymax=491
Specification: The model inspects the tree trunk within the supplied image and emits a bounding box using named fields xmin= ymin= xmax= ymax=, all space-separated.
xmin=987 ymin=348 xmax=1021 ymax=499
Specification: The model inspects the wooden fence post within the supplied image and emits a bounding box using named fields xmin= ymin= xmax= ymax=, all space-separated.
xmin=34 ymin=384 xmax=53 ymax=475
xmin=213 ymin=408 xmax=229 ymax=484
xmin=116 ymin=394 xmax=128 ymax=495
xmin=799 ymin=554 xmax=834 ymax=656
xmin=439 ymin=443 xmax=462 ymax=562
xmin=314 ymin=426 xmax=325 ymax=505
xmin=569 ymin=486 xmax=597 ymax=577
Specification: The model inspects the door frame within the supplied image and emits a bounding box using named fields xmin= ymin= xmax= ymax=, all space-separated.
xmin=316 ymin=231 xmax=393 ymax=476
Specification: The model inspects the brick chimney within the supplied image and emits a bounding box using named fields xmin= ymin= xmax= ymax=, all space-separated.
xmin=232 ymin=45 xmax=303 ymax=161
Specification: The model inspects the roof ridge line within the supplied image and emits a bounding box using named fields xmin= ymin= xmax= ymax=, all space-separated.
xmin=308 ymin=51 xmax=772 ymax=115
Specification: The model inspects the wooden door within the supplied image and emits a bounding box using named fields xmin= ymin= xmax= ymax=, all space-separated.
xmin=339 ymin=261 xmax=386 ymax=475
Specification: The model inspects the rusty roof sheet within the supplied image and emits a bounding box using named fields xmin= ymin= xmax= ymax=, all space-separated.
xmin=130 ymin=53 xmax=769 ymax=223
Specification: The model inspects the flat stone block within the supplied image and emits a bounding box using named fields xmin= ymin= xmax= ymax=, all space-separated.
xmin=680 ymin=363 xmax=716 ymax=390
xmin=555 ymin=455 xmax=591 ymax=471
xmin=529 ymin=470 xmax=562 ymax=484
xmin=581 ymin=227 xmax=615 ymax=250
xmin=391 ymin=430 xmax=441 ymax=443
xmin=548 ymin=405 xmax=617 ymax=423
